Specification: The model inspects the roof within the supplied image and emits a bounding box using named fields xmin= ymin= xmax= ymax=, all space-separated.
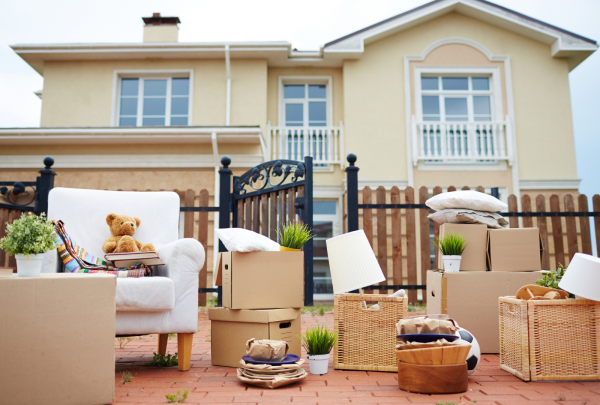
xmin=11 ymin=0 xmax=597 ymax=73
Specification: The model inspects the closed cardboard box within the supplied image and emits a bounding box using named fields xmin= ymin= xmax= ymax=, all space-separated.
xmin=0 ymin=273 xmax=116 ymax=405
xmin=427 ymin=270 xmax=542 ymax=353
xmin=215 ymin=251 xmax=304 ymax=309
xmin=487 ymin=228 xmax=543 ymax=271
xmin=437 ymin=223 xmax=488 ymax=271
xmin=209 ymin=307 xmax=301 ymax=368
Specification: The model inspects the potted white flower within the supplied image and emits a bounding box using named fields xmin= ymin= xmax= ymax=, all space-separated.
xmin=297 ymin=324 xmax=338 ymax=375
xmin=0 ymin=213 xmax=58 ymax=277
xmin=434 ymin=233 xmax=468 ymax=272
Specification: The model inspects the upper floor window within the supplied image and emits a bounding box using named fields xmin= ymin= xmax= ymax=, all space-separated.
xmin=420 ymin=76 xmax=492 ymax=122
xmin=283 ymin=84 xmax=328 ymax=127
xmin=118 ymin=77 xmax=190 ymax=127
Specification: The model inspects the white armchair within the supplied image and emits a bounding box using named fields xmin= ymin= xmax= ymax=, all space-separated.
xmin=44 ymin=188 xmax=205 ymax=371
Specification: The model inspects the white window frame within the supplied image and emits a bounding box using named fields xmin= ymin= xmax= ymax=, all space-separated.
xmin=414 ymin=67 xmax=503 ymax=124
xmin=111 ymin=69 xmax=194 ymax=127
xmin=312 ymin=198 xmax=340 ymax=302
xmin=277 ymin=76 xmax=333 ymax=128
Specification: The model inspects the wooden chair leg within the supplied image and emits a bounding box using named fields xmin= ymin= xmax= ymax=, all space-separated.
xmin=177 ymin=333 xmax=193 ymax=371
xmin=158 ymin=334 xmax=168 ymax=356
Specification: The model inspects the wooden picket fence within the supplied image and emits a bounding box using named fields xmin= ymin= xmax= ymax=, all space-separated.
xmin=358 ymin=185 xmax=600 ymax=305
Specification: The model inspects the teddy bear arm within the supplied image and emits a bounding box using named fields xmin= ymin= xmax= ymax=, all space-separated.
xmin=141 ymin=243 xmax=156 ymax=252
xmin=102 ymin=236 xmax=121 ymax=254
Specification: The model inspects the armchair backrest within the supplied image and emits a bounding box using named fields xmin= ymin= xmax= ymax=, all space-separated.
xmin=48 ymin=188 xmax=180 ymax=257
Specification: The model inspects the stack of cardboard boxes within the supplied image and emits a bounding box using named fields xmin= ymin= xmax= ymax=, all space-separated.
xmin=209 ymin=251 xmax=305 ymax=367
xmin=427 ymin=224 xmax=544 ymax=353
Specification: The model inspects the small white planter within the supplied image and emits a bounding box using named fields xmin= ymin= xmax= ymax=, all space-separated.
xmin=442 ymin=255 xmax=462 ymax=272
xmin=307 ymin=353 xmax=330 ymax=375
xmin=15 ymin=253 xmax=44 ymax=277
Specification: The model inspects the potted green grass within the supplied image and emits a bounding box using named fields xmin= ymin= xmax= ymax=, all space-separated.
xmin=277 ymin=222 xmax=314 ymax=251
xmin=0 ymin=213 xmax=58 ymax=277
xmin=434 ymin=233 xmax=468 ymax=272
xmin=297 ymin=324 xmax=338 ymax=375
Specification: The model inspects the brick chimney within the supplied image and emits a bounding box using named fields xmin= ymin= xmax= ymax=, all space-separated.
xmin=143 ymin=13 xmax=180 ymax=43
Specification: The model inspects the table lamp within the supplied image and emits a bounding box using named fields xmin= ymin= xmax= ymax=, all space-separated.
xmin=558 ymin=253 xmax=600 ymax=301
xmin=326 ymin=230 xmax=386 ymax=296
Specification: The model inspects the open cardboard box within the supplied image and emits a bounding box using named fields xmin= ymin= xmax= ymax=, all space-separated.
xmin=427 ymin=270 xmax=543 ymax=353
xmin=215 ymin=251 xmax=304 ymax=309
xmin=437 ymin=223 xmax=488 ymax=271
xmin=487 ymin=228 xmax=543 ymax=271
xmin=209 ymin=307 xmax=301 ymax=368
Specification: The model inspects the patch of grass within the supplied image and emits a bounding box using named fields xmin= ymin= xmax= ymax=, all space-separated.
xmin=145 ymin=352 xmax=178 ymax=367
xmin=408 ymin=302 xmax=427 ymax=312
xmin=199 ymin=297 xmax=218 ymax=311
xmin=166 ymin=388 xmax=189 ymax=403
xmin=121 ymin=371 xmax=133 ymax=384
xmin=557 ymin=393 xmax=567 ymax=401
xmin=168 ymin=333 xmax=177 ymax=340
xmin=117 ymin=336 xmax=137 ymax=349
xmin=297 ymin=324 xmax=338 ymax=355
xmin=301 ymin=305 xmax=333 ymax=316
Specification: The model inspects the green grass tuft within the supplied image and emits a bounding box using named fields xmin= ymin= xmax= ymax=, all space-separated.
xmin=278 ymin=222 xmax=314 ymax=249
xmin=297 ymin=324 xmax=338 ymax=355
xmin=434 ymin=233 xmax=468 ymax=256
xmin=145 ymin=352 xmax=178 ymax=367
xmin=121 ymin=371 xmax=133 ymax=384
xmin=166 ymin=388 xmax=189 ymax=403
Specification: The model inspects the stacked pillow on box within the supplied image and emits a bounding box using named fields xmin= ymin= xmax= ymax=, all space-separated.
xmin=426 ymin=190 xmax=508 ymax=228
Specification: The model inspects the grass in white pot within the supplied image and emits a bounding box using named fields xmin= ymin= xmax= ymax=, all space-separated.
xmin=0 ymin=213 xmax=58 ymax=276
xmin=278 ymin=222 xmax=314 ymax=250
xmin=297 ymin=324 xmax=338 ymax=375
xmin=434 ymin=233 xmax=468 ymax=256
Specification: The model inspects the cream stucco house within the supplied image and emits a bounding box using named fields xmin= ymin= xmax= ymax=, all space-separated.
xmin=1 ymin=0 xmax=596 ymax=297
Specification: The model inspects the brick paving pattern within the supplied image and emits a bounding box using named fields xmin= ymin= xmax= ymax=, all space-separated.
xmin=112 ymin=311 xmax=600 ymax=404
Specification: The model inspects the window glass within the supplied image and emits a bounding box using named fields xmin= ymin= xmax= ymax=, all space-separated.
xmin=444 ymin=98 xmax=468 ymax=121
xmin=308 ymin=85 xmax=326 ymax=99
xmin=171 ymin=98 xmax=189 ymax=115
xmin=284 ymin=84 xmax=305 ymax=99
xmin=472 ymin=77 xmax=489 ymax=91
xmin=171 ymin=78 xmax=189 ymax=96
xmin=119 ymin=117 xmax=137 ymax=126
xmin=285 ymin=104 xmax=303 ymax=126
xmin=170 ymin=117 xmax=188 ymax=126
xmin=442 ymin=77 xmax=468 ymax=91
xmin=313 ymin=221 xmax=333 ymax=258
xmin=308 ymin=101 xmax=326 ymax=126
xmin=119 ymin=98 xmax=137 ymax=116
xmin=142 ymin=117 xmax=165 ymax=126
xmin=121 ymin=79 xmax=139 ymax=96
xmin=143 ymin=98 xmax=166 ymax=116
xmin=473 ymin=96 xmax=491 ymax=121
xmin=314 ymin=201 xmax=336 ymax=215
xmin=421 ymin=77 xmax=438 ymax=91
xmin=144 ymin=79 xmax=167 ymax=96
xmin=422 ymin=96 xmax=440 ymax=121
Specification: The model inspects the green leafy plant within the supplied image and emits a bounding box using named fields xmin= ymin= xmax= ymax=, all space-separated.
xmin=117 ymin=336 xmax=136 ymax=349
xmin=0 ymin=213 xmax=58 ymax=257
xmin=434 ymin=233 xmax=468 ymax=256
xmin=278 ymin=222 xmax=314 ymax=249
xmin=121 ymin=371 xmax=133 ymax=384
xmin=166 ymin=388 xmax=189 ymax=403
xmin=145 ymin=352 xmax=178 ymax=367
xmin=297 ymin=324 xmax=338 ymax=355
xmin=537 ymin=264 xmax=567 ymax=289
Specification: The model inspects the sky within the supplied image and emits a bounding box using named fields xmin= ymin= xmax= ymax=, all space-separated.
xmin=1 ymin=0 xmax=599 ymax=202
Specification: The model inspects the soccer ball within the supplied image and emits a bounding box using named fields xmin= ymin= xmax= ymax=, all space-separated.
xmin=456 ymin=328 xmax=481 ymax=375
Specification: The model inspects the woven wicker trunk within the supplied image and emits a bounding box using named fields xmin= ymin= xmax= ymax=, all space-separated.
xmin=499 ymin=296 xmax=600 ymax=382
xmin=333 ymin=293 xmax=408 ymax=372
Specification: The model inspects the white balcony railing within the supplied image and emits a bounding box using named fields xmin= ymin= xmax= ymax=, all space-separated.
xmin=411 ymin=116 xmax=513 ymax=165
xmin=267 ymin=122 xmax=344 ymax=167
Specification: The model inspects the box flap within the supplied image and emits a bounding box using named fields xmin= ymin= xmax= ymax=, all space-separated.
xmin=488 ymin=228 xmax=542 ymax=271
xmin=214 ymin=252 xmax=223 ymax=286
xmin=208 ymin=307 xmax=301 ymax=323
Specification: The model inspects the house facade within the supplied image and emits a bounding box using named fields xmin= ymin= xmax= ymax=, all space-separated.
xmin=1 ymin=0 xmax=596 ymax=299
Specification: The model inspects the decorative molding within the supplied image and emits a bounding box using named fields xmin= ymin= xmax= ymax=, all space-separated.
xmin=417 ymin=161 xmax=507 ymax=171
xmin=520 ymin=179 xmax=581 ymax=190
xmin=314 ymin=184 xmax=344 ymax=199
xmin=343 ymin=179 xmax=409 ymax=191
xmin=0 ymin=154 xmax=264 ymax=169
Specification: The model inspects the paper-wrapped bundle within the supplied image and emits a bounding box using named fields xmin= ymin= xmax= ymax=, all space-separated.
xmin=396 ymin=317 xmax=459 ymax=335
xmin=246 ymin=338 xmax=289 ymax=362
xmin=396 ymin=338 xmax=463 ymax=350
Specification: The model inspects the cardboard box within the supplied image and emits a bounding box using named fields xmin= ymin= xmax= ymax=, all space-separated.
xmin=427 ymin=270 xmax=542 ymax=353
xmin=208 ymin=307 xmax=301 ymax=368
xmin=215 ymin=251 xmax=304 ymax=309
xmin=0 ymin=273 xmax=116 ymax=405
xmin=487 ymin=228 xmax=543 ymax=271
xmin=437 ymin=223 xmax=488 ymax=271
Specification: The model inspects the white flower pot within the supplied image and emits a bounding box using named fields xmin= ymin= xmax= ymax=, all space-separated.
xmin=15 ymin=253 xmax=44 ymax=277
xmin=307 ymin=353 xmax=330 ymax=375
xmin=442 ymin=255 xmax=462 ymax=272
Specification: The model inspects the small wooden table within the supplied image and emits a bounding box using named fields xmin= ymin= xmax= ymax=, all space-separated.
xmin=0 ymin=273 xmax=116 ymax=405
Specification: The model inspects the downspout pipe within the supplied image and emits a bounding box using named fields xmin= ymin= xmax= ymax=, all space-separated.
xmin=225 ymin=45 xmax=231 ymax=126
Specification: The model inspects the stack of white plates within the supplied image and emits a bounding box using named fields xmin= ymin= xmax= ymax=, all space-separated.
xmin=241 ymin=367 xmax=305 ymax=380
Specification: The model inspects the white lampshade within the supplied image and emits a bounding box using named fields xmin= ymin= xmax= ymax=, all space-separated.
xmin=558 ymin=253 xmax=600 ymax=301
xmin=326 ymin=230 xmax=386 ymax=294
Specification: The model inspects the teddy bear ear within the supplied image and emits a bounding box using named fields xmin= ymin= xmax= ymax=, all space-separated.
xmin=135 ymin=217 xmax=141 ymax=227
xmin=106 ymin=213 xmax=117 ymax=226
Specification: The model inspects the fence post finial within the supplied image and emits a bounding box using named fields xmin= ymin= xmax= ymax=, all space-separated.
xmin=347 ymin=153 xmax=357 ymax=167
xmin=35 ymin=156 xmax=56 ymax=216
xmin=221 ymin=155 xmax=231 ymax=169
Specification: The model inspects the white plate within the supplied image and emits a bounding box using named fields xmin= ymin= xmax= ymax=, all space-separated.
xmin=242 ymin=369 xmax=305 ymax=380
xmin=242 ymin=367 xmax=298 ymax=374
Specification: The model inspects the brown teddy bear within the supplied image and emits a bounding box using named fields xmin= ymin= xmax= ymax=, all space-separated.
xmin=102 ymin=213 xmax=156 ymax=254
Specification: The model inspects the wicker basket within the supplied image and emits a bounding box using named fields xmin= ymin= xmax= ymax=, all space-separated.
xmin=333 ymin=293 xmax=408 ymax=372
xmin=499 ymin=296 xmax=600 ymax=382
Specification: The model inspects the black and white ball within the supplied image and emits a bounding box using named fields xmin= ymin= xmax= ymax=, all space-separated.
xmin=455 ymin=328 xmax=481 ymax=375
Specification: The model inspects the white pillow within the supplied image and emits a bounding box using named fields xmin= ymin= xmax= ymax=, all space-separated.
xmin=216 ymin=228 xmax=280 ymax=252
xmin=425 ymin=190 xmax=507 ymax=212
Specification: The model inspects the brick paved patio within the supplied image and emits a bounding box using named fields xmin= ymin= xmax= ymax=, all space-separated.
xmin=112 ymin=310 xmax=600 ymax=404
